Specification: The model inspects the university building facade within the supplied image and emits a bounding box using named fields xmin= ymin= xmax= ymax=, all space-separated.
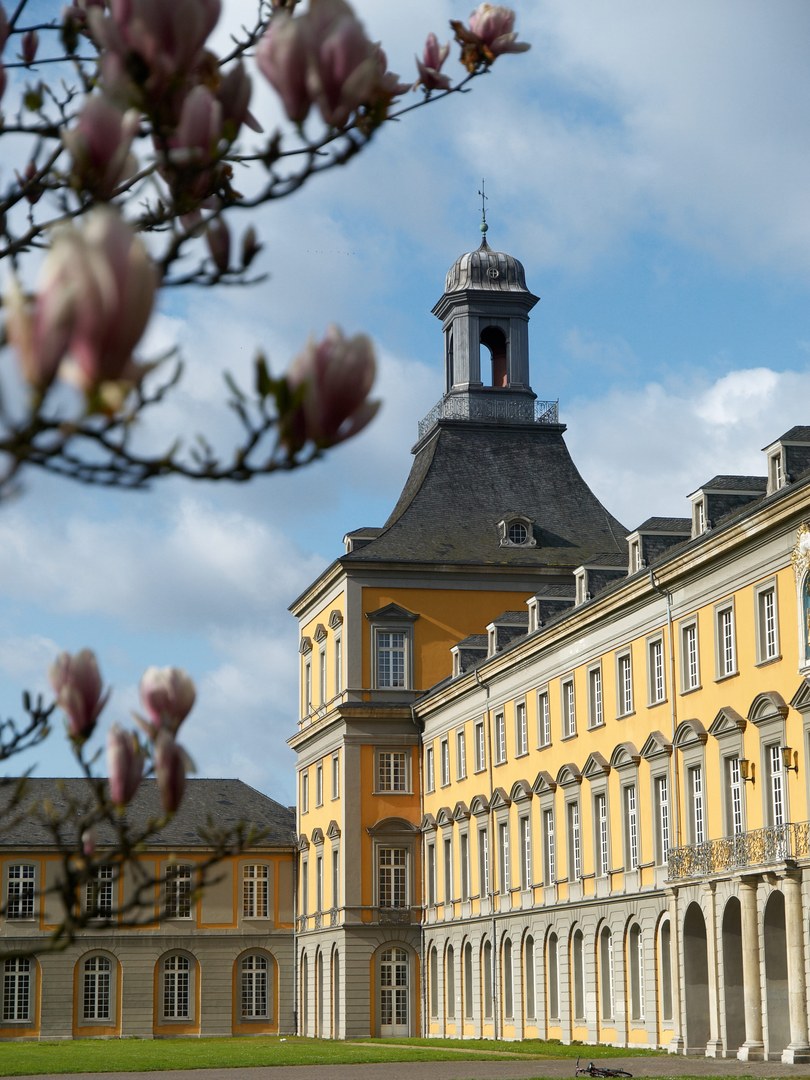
xmin=3 ymin=237 xmax=810 ymax=1059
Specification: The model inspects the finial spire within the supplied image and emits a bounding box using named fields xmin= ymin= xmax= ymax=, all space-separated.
xmin=478 ymin=178 xmax=489 ymax=238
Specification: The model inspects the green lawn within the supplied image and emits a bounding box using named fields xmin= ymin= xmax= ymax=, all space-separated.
xmin=0 ymin=1036 xmax=665 ymax=1075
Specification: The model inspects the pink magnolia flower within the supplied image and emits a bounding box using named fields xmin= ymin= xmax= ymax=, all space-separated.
xmin=154 ymin=731 xmax=193 ymax=813
xmin=206 ymin=218 xmax=231 ymax=273
xmin=139 ymin=666 xmax=196 ymax=736
xmin=107 ymin=724 xmax=145 ymax=807
xmin=256 ymin=8 xmax=313 ymax=125
xmin=282 ymin=325 xmax=380 ymax=453
xmin=81 ymin=826 xmax=97 ymax=857
xmin=452 ymin=4 xmax=529 ymax=71
xmin=5 ymin=272 xmax=74 ymax=390
xmin=21 ymin=29 xmax=38 ymax=65
xmin=216 ymin=60 xmax=262 ymax=138
xmin=49 ymin=648 xmax=110 ymax=742
xmin=415 ymin=33 xmax=451 ymax=92
xmin=62 ymin=95 xmax=140 ymax=199
xmin=0 ymin=7 xmax=9 ymax=50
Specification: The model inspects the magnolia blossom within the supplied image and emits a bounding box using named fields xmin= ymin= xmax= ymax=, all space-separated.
xmin=49 ymin=648 xmax=110 ymax=742
xmin=415 ymin=33 xmax=451 ymax=92
xmin=139 ymin=666 xmax=196 ymax=736
xmin=217 ymin=60 xmax=262 ymax=138
xmin=11 ymin=207 xmax=156 ymax=394
xmin=257 ymin=0 xmax=407 ymax=128
xmin=282 ymin=325 xmax=380 ymax=453
xmin=107 ymin=724 xmax=144 ymax=807
xmin=206 ymin=218 xmax=231 ymax=273
xmin=21 ymin=29 xmax=38 ymax=65
xmin=452 ymin=4 xmax=529 ymax=71
xmin=154 ymin=732 xmax=193 ymax=813
xmin=62 ymin=95 xmax=140 ymax=199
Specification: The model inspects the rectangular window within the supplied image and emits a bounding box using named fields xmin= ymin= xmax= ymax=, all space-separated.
xmin=520 ymin=815 xmax=532 ymax=891
xmin=588 ymin=665 xmax=603 ymax=728
xmin=243 ymin=864 xmax=269 ymax=919
xmin=542 ymin=808 xmax=556 ymax=884
xmin=654 ymin=774 xmax=670 ymax=865
xmin=567 ymin=801 xmax=581 ymax=881
xmin=163 ymin=955 xmax=190 ymax=1019
xmin=460 ymin=832 xmax=470 ymax=901
xmin=86 ymin=865 xmax=114 ymax=919
xmin=334 ymin=633 xmax=343 ymax=695
xmin=474 ymin=720 xmax=486 ymax=772
xmin=3 ymin=958 xmax=30 ymax=1021
xmin=562 ymin=679 xmax=576 ymax=739
xmin=425 ymin=746 xmax=435 ymax=792
xmin=375 ymin=629 xmax=407 ymax=689
xmin=681 ymin=621 xmax=700 ymax=692
xmin=315 ymin=762 xmax=323 ymax=806
xmin=378 ymin=847 xmax=407 ymax=908
xmin=456 ymin=729 xmax=467 ymax=780
xmin=332 ymin=849 xmax=340 ymax=909
xmin=494 ymin=712 xmax=506 ymax=764
xmin=478 ymin=827 xmax=490 ymax=896
xmin=688 ymin=765 xmax=705 ymax=845
xmin=301 ymin=860 xmax=308 ymax=916
xmin=537 ymin=690 xmax=551 ymax=747
xmin=767 ymin=743 xmax=785 ymax=827
xmin=648 ymin=637 xmax=666 ymax=705
xmin=378 ymin=750 xmax=408 ymax=792
xmin=498 ymin=821 xmax=510 ymax=894
xmin=624 ymin=784 xmax=639 ymax=869
xmin=318 ymin=647 xmax=327 ymax=705
xmin=300 ymin=770 xmax=309 ymax=814
xmin=515 ymin=702 xmax=528 ymax=755
xmin=443 ymin=837 xmax=453 ymax=902
xmin=594 ymin=792 xmax=609 ymax=876
xmin=715 ymin=603 xmax=737 ymax=678
xmin=617 ymin=651 xmax=633 ymax=716
xmin=726 ymin=757 xmax=744 ymax=837
xmin=83 ymin=957 xmax=111 ymax=1021
xmin=303 ymin=658 xmax=312 ymax=715
xmin=756 ymin=583 xmax=779 ymax=664
xmin=426 ymin=843 xmax=436 ymax=906
xmin=440 ymin=739 xmax=450 ymax=786
xmin=164 ymin=864 xmax=192 ymax=919
xmin=332 ymin=752 xmax=340 ymax=799
xmin=316 ymin=854 xmax=323 ymax=912
xmin=241 ymin=955 xmax=269 ymax=1020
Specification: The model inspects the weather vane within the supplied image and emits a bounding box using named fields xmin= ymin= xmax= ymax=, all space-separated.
xmin=478 ymin=178 xmax=489 ymax=236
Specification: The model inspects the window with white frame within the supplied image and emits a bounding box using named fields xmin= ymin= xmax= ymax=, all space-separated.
xmin=519 ymin=814 xmax=532 ymax=891
xmin=443 ymin=836 xmax=453 ymax=901
xmin=459 ymin=831 xmax=470 ymax=900
xmin=542 ymin=808 xmax=556 ymax=885
xmin=498 ymin=820 xmax=510 ymax=894
xmin=425 ymin=746 xmax=435 ymax=792
xmin=680 ymin=620 xmax=700 ymax=692
xmin=374 ymin=628 xmax=410 ymax=689
xmin=2 ymin=957 xmax=30 ymax=1022
xmin=687 ymin=765 xmax=705 ymax=845
xmin=623 ymin=784 xmax=640 ymax=869
xmin=629 ymin=923 xmax=645 ymax=1021
xmin=378 ymin=846 xmax=408 ymax=908
xmin=82 ymin=955 xmax=112 ymax=1021
xmin=426 ymin=842 xmax=436 ymax=906
xmin=572 ymin=929 xmax=585 ymax=1020
xmin=162 ymin=953 xmax=191 ymax=1020
xmin=692 ymin=496 xmax=706 ymax=537
xmin=588 ymin=665 xmax=603 ymax=728
xmin=315 ymin=762 xmax=323 ymax=806
xmin=478 ymin=826 xmax=490 ymax=896
xmin=594 ymin=792 xmax=609 ymax=876
xmin=440 ymin=738 xmax=450 ymax=786
xmin=494 ymin=711 xmax=506 ymax=764
xmin=7 ymin=865 xmax=35 ymax=920
xmin=331 ymin=752 xmax=340 ymax=799
xmin=654 ymin=773 xmax=670 ymax=865
xmin=515 ymin=701 xmax=528 ymax=756
xmin=300 ymin=859 xmax=308 ymax=916
xmin=755 ymin=581 xmax=779 ymax=664
xmin=537 ymin=690 xmax=551 ymax=747
xmin=456 ymin=729 xmax=467 ymax=780
xmin=334 ymin=632 xmax=343 ymax=695
xmin=331 ymin=848 xmax=339 ymax=909
xmin=768 ymin=448 xmax=785 ymax=493
xmin=599 ymin=927 xmax=614 ymax=1021
xmin=567 ymin=800 xmax=582 ymax=881
xmin=85 ymin=865 xmax=114 ymax=919
xmin=318 ymin=646 xmax=327 ymax=706
xmin=561 ymin=679 xmax=576 ymax=739
xmin=616 ymin=651 xmax=633 ymax=716
xmin=725 ymin=757 xmax=744 ymax=837
xmin=715 ymin=601 xmax=737 ymax=679
xmin=164 ymin=864 xmax=192 ymax=919
xmin=316 ymin=854 xmax=323 ymax=913
xmin=629 ymin=538 xmax=642 ymax=573
xmin=300 ymin=770 xmax=309 ymax=813
xmin=474 ymin=720 xmax=486 ymax=772
xmin=547 ymin=933 xmax=559 ymax=1019
xmin=303 ymin=658 xmax=312 ymax=715
xmin=243 ymin=864 xmax=269 ymax=918
xmin=647 ymin=636 xmax=666 ymax=705
xmin=240 ymin=954 xmax=269 ymax=1020
xmin=766 ymin=743 xmax=786 ymax=827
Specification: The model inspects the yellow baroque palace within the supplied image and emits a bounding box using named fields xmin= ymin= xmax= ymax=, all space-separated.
xmin=4 ymin=235 xmax=810 ymax=1061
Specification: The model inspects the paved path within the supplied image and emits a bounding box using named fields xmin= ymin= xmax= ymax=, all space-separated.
xmin=12 ymin=1058 xmax=810 ymax=1080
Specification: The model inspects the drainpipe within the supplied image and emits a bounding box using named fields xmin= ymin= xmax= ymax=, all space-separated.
xmin=650 ymin=570 xmax=682 ymax=849
xmin=292 ymin=841 xmax=299 ymax=1036
xmin=474 ymin=665 xmax=499 ymax=1041
xmin=413 ymin=701 xmax=427 ymax=1040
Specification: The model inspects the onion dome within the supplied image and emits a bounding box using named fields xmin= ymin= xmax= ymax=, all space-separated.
xmin=443 ymin=236 xmax=531 ymax=294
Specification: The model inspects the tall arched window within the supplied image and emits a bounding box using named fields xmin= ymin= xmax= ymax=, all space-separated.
xmin=523 ymin=935 xmax=536 ymax=1020
xmin=446 ymin=945 xmax=456 ymax=1020
xmin=240 ymin=953 xmax=269 ymax=1020
xmin=82 ymin=955 xmax=111 ymax=1021
xmin=481 ymin=326 xmax=508 ymax=387
xmin=3 ymin=958 xmax=31 ymax=1021
xmin=547 ymin=933 xmax=559 ymax=1020
xmin=162 ymin=954 xmax=191 ymax=1020
xmin=503 ymin=937 xmax=514 ymax=1019
xmin=482 ymin=940 xmax=493 ymax=1019
xmin=659 ymin=919 xmax=672 ymax=1022
xmin=629 ymin=923 xmax=644 ymax=1021
xmin=572 ymin=929 xmax=585 ymax=1020
xmin=600 ymin=926 xmax=614 ymax=1021
xmin=429 ymin=945 xmax=439 ymax=1018
xmin=464 ymin=942 xmax=474 ymax=1020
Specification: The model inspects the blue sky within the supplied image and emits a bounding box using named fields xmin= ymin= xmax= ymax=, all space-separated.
xmin=3 ymin=1 xmax=810 ymax=802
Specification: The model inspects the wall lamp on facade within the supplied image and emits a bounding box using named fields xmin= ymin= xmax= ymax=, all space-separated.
xmin=739 ymin=758 xmax=756 ymax=784
xmin=781 ymin=746 xmax=799 ymax=773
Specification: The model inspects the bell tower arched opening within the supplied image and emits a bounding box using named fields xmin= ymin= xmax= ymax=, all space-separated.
xmin=480 ymin=326 xmax=508 ymax=387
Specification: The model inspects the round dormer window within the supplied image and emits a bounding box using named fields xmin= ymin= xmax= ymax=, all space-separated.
xmin=508 ymin=521 xmax=529 ymax=545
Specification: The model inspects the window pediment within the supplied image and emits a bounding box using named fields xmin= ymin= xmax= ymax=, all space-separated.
xmin=708 ymin=706 xmax=746 ymax=737
xmin=420 ymin=813 xmax=438 ymax=833
xmin=368 ymin=816 xmax=420 ymax=838
xmin=510 ymin=779 xmax=533 ymax=804
xmin=556 ymin=763 xmax=583 ymax=788
xmin=326 ymin=819 xmax=341 ymax=840
xmin=313 ymin=623 xmax=328 ymax=643
xmin=490 ymin=786 xmax=512 ymax=809
xmin=609 ymin=742 xmax=641 ymax=771
xmin=470 ymin=794 xmax=490 ymax=817
xmin=790 ymin=678 xmax=810 ymax=712
xmin=582 ymin=751 xmax=611 ymax=780
xmin=436 ymin=806 xmax=454 ymax=828
xmin=299 ymin=636 xmax=312 ymax=655
xmin=532 ymin=770 xmax=557 ymax=795
xmin=640 ymin=730 xmax=673 ymax=759
xmin=748 ymin=691 xmax=789 ymax=724
xmin=452 ymin=801 xmax=471 ymax=822
xmin=673 ymin=718 xmax=709 ymax=748
xmin=328 ymin=609 xmax=343 ymax=629
xmin=365 ymin=603 xmax=419 ymax=623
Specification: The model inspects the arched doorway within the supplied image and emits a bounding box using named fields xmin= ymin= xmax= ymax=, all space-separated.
xmin=683 ymin=902 xmax=710 ymax=1052
xmin=380 ymin=946 xmax=410 ymax=1036
xmin=764 ymin=890 xmax=790 ymax=1056
xmin=722 ymin=897 xmax=745 ymax=1053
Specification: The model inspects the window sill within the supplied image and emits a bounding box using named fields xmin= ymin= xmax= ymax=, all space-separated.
xmin=680 ymin=684 xmax=702 ymax=696
xmin=714 ymin=670 xmax=739 ymax=684
xmin=755 ymin=654 xmax=782 ymax=668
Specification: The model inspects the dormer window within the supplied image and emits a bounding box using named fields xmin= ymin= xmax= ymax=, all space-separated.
xmin=575 ymin=570 xmax=587 ymax=607
xmin=527 ymin=599 xmax=538 ymax=633
xmin=629 ymin=539 xmax=642 ymax=574
xmin=498 ymin=515 xmax=536 ymax=548
xmin=767 ymin=449 xmax=784 ymax=494
xmin=692 ymin=497 xmax=707 ymax=538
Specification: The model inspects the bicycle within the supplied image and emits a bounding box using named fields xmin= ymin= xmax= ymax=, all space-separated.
xmin=575 ymin=1058 xmax=633 ymax=1078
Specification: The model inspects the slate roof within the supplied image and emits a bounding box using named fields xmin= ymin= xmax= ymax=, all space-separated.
xmin=633 ymin=516 xmax=691 ymax=533
xmin=0 ymin=778 xmax=296 ymax=848
xmin=342 ymin=421 xmax=628 ymax=569
xmin=696 ymin=474 xmax=767 ymax=493
xmin=775 ymin=426 xmax=810 ymax=443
